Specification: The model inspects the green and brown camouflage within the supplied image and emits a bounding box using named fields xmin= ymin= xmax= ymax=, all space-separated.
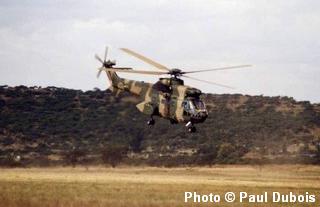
xmin=96 ymin=47 xmax=250 ymax=131
xmin=105 ymin=70 xmax=208 ymax=124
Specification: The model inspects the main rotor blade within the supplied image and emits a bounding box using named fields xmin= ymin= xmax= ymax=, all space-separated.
xmin=101 ymin=68 xmax=168 ymax=75
xmin=120 ymin=48 xmax=170 ymax=71
xmin=183 ymin=75 xmax=235 ymax=89
xmin=95 ymin=54 xmax=104 ymax=64
xmin=104 ymin=46 xmax=108 ymax=62
xmin=97 ymin=67 xmax=134 ymax=78
xmin=182 ymin=65 xmax=252 ymax=74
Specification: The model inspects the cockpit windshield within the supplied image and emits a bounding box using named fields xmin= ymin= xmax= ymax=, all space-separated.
xmin=182 ymin=98 xmax=206 ymax=114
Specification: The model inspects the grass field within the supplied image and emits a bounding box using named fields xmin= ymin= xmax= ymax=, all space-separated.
xmin=0 ymin=165 xmax=319 ymax=207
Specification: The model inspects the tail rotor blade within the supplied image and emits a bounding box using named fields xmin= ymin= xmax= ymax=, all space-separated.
xmin=97 ymin=67 xmax=104 ymax=78
xmin=95 ymin=54 xmax=104 ymax=64
xmin=104 ymin=46 xmax=108 ymax=62
xmin=97 ymin=70 xmax=102 ymax=78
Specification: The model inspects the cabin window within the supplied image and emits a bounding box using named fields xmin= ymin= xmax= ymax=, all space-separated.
xmin=152 ymin=81 xmax=171 ymax=93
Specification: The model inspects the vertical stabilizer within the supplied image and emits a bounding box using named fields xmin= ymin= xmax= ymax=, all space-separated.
xmin=105 ymin=70 xmax=120 ymax=87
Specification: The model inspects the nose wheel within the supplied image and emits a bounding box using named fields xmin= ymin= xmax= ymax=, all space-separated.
xmin=186 ymin=121 xmax=196 ymax=133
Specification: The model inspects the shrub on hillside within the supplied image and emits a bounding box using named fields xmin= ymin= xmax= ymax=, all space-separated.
xmin=101 ymin=144 xmax=128 ymax=167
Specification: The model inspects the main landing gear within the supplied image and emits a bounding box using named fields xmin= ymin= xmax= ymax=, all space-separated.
xmin=186 ymin=121 xmax=196 ymax=133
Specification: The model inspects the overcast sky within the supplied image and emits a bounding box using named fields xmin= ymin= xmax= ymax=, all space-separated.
xmin=0 ymin=0 xmax=319 ymax=102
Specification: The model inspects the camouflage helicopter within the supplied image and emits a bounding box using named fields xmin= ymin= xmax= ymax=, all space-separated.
xmin=95 ymin=47 xmax=251 ymax=133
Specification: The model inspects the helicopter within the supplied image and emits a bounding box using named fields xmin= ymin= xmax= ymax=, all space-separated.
xmin=95 ymin=47 xmax=251 ymax=133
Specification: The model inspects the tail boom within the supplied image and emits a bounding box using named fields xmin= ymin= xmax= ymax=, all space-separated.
xmin=106 ymin=70 xmax=152 ymax=98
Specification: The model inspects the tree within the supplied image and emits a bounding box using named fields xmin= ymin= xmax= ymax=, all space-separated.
xmin=64 ymin=147 xmax=87 ymax=167
xmin=196 ymin=143 xmax=217 ymax=166
xmin=216 ymin=143 xmax=236 ymax=163
xmin=314 ymin=137 xmax=320 ymax=164
xmin=101 ymin=144 xmax=128 ymax=167
xmin=129 ymin=131 xmax=144 ymax=153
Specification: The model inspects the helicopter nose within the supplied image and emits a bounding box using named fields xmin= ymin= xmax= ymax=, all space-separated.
xmin=191 ymin=111 xmax=208 ymax=123
xmin=199 ymin=111 xmax=208 ymax=119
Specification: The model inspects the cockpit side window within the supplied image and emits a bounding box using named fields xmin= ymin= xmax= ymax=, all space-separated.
xmin=193 ymin=99 xmax=206 ymax=110
xmin=182 ymin=100 xmax=196 ymax=114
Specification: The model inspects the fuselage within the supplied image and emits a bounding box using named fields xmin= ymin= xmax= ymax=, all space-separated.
xmin=106 ymin=70 xmax=208 ymax=124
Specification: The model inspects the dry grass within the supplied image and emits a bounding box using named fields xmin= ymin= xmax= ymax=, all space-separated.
xmin=0 ymin=165 xmax=319 ymax=207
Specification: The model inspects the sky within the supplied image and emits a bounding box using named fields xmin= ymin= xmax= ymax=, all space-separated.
xmin=0 ymin=0 xmax=319 ymax=102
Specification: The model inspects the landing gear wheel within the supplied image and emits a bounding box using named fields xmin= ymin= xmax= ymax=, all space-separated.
xmin=187 ymin=126 xmax=196 ymax=133
xmin=147 ymin=119 xmax=155 ymax=126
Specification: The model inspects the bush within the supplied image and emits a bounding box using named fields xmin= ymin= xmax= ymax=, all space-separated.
xmin=63 ymin=147 xmax=87 ymax=167
xmin=101 ymin=144 xmax=128 ymax=167
xmin=216 ymin=143 xmax=237 ymax=163
xmin=196 ymin=144 xmax=217 ymax=166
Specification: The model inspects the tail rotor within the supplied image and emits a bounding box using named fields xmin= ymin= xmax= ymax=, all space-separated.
xmin=95 ymin=46 xmax=132 ymax=78
xmin=95 ymin=46 xmax=116 ymax=78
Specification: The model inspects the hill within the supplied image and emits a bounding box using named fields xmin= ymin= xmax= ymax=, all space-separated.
xmin=0 ymin=85 xmax=319 ymax=166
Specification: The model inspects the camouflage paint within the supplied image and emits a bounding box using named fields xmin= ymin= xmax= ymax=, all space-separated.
xmin=105 ymin=70 xmax=197 ymax=123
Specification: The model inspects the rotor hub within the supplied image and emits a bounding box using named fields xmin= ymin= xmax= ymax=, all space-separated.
xmin=169 ymin=68 xmax=183 ymax=77
xmin=103 ymin=60 xmax=116 ymax=68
